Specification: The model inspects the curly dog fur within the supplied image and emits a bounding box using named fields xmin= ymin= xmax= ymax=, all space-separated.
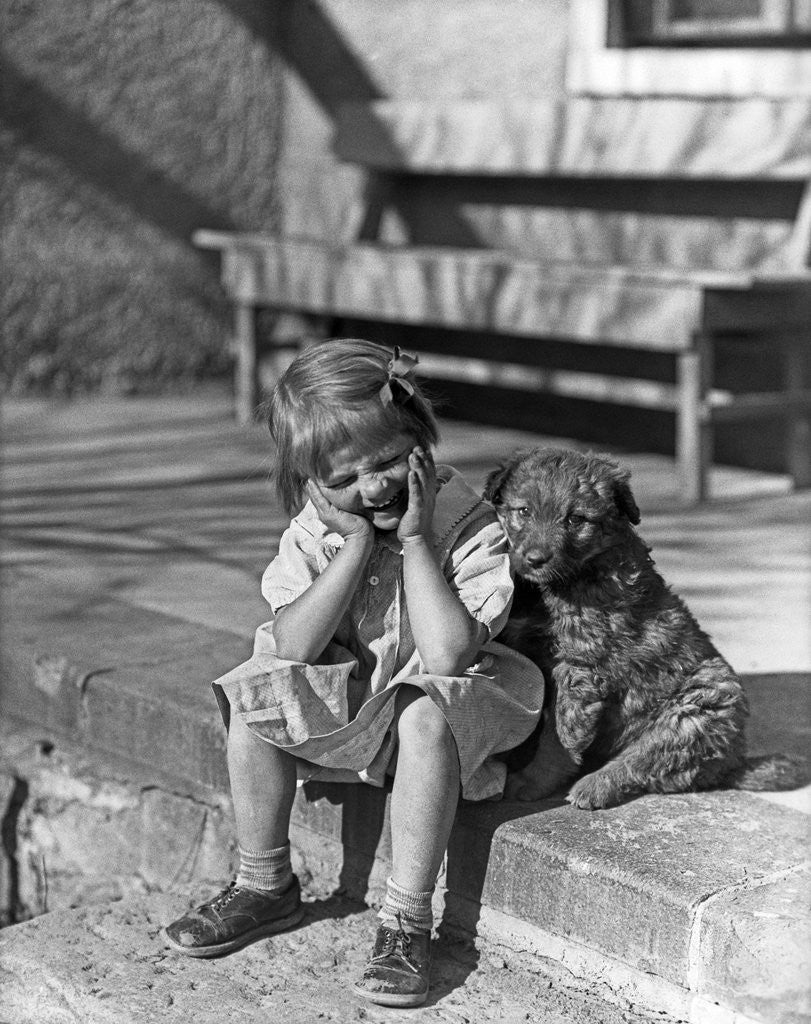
xmin=485 ymin=447 xmax=751 ymax=810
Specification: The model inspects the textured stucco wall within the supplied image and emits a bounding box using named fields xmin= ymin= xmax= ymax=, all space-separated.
xmin=1 ymin=0 xmax=285 ymax=393
xmin=0 ymin=0 xmax=570 ymax=394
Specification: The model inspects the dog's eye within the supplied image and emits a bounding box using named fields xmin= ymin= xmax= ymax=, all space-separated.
xmin=567 ymin=513 xmax=586 ymax=527
xmin=517 ymin=507 xmax=531 ymax=519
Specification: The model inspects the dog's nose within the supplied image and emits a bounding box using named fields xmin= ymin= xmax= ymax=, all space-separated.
xmin=523 ymin=548 xmax=552 ymax=568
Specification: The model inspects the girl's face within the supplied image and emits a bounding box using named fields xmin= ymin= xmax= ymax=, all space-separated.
xmin=314 ymin=430 xmax=417 ymax=532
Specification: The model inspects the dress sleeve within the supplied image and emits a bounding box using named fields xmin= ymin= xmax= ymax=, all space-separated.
xmin=444 ymin=512 xmax=514 ymax=639
xmin=260 ymin=515 xmax=323 ymax=614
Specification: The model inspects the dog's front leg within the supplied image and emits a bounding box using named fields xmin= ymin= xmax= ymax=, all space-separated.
xmin=554 ymin=665 xmax=606 ymax=759
xmin=503 ymin=705 xmax=580 ymax=801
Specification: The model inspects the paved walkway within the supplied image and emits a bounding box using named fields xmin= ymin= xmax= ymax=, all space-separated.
xmin=3 ymin=388 xmax=809 ymax=665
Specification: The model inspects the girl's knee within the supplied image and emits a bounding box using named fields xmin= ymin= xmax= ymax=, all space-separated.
xmin=396 ymin=690 xmax=454 ymax=752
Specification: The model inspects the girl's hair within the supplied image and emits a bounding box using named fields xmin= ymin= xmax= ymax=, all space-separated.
xmin=268 ymin=338 xmax=440 ymax=514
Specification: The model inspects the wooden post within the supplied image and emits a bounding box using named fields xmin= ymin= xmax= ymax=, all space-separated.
xmin=234 ymin=302 xmax=257 ymax=426
xmin=676 ymin=334 xmax=712 ymax=504
xmin=785 ymin=337 xmax=811 ymax=488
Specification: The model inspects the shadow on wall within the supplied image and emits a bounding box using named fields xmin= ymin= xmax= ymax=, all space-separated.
xmin=222 ymin=0 xmax=385 ymax=112
xmin=2 ymin=62 xmax=237 ymax=247
xmin=225 ymin=0 xmax=483 ymax=244
xmin=1 ymin=46 xmax=244 ymax=393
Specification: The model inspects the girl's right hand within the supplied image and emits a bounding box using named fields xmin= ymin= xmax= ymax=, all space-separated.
xmin=307 ymin=480 xmax=373 ymax=543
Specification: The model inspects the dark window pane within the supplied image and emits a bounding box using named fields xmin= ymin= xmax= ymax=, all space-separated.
xmin=669 ymin=0 xmax=762 ymax=20
xmin=613 ymin=0 xmax=811 ymax=44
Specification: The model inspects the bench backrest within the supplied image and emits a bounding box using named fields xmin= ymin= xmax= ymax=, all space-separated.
xmin=334 ymin=99 xmax=811 ymax=275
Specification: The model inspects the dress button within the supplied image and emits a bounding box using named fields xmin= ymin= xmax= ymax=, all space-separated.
xmin=369 ymin=575 xmax=380 ymax=586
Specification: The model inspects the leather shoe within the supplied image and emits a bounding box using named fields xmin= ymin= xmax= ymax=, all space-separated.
xmin=353 ymin=916 xmax=431 ymax=1007
xmin=163 ymin=876 xmax=303 ymax=958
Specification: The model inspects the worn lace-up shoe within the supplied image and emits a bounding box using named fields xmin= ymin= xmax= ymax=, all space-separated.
xmin=353 ymin=916 xmax=431 ymax=1007
xmin=163 ymin=876 xmax=304 ymax=957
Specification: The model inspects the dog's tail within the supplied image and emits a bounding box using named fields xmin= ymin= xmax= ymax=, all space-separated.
xmin=728 ymin=754 xmax=810 ymax=792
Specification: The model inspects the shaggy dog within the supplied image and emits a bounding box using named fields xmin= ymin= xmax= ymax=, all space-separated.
xmin=485 ymin=447 xmax=791 ymax=810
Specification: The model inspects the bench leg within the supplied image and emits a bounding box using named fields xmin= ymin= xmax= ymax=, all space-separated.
xmin=785 ymin=338 xmax=811 ymax=488
xmin=234 ymin=301 xmax=257 ymax=425
xmin=676 ymin=338 xmax=712 ymax=504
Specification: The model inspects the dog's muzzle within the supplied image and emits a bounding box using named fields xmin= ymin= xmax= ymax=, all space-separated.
xmin=514 ymin=545 xmax=553 ymax=570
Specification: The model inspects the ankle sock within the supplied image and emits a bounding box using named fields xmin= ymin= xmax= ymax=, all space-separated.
xmin=236 ymin=842 xmax=293 ymax=893
xmin=378 ymin=875 xmax=434 ymax=934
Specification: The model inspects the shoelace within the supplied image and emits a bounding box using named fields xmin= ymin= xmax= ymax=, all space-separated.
xmin=369 ymin=914 xmax=418 ymax=973
xmin=211 ymin=882 xmax=241 ymax=910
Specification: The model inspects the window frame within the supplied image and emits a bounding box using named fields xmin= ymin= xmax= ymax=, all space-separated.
xmin=568 ymin=0 xmax=811 ymax=97
xmin=617 ymin=0 xmax=811 ymax=48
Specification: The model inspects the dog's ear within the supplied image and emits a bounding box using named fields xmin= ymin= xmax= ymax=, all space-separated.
xmin=613 ymin=471 xmax=641 ymax=524
xmin=614 ymin=477 xmax=638 ymax=524
xmin=483 ymin=463 xmax=512 ymax=506
xmin=589 ymin=452 xmax=641 ymax=525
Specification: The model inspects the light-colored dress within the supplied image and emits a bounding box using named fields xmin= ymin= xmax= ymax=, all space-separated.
xmin=212 ymin=466 xmax=544 ymax=801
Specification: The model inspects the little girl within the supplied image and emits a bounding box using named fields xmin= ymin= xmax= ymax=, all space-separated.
xmin=164 ymin=338 xmax=544 ymax=1007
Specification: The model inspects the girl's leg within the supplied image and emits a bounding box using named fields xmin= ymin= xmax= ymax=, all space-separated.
xmin=164 ymin=714 xmax=303 ymax=957
xmin=389 ymin=685 xmax=460 ymax=894
xmin=354 ymin=686 xmax=459 ymax=1007
xmin=227 ymin=714 xmax=298 ymax=892
xmin=228 ymin=713 xmax=298 ymax=851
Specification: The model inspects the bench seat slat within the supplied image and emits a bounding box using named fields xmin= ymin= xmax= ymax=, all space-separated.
xmin=221 ymin=238 xmax=704 ymax=350
xmin=194 ymin=233 xmax=810 ymax=351
xmin=193 ymin=231 xmax=810 ymax=288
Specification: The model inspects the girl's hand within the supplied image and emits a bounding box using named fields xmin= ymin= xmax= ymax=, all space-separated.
xmin=397 ymin=447 xmax=437 ymax=544
xmin=307 ymin=481 xmax=373 ymax=543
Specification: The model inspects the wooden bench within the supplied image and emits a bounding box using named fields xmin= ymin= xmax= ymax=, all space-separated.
xmin=195 ymin=98 xmax=811 ymax=502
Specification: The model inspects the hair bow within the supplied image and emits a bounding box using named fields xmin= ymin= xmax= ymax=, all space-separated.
xmin=379 ymin=346 xmax=419 ymax=406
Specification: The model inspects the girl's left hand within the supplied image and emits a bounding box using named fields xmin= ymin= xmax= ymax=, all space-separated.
xmin=397 ymin=446 xmax=437 ymax=544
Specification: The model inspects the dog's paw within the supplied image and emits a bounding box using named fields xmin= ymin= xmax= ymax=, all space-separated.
xmin=566 ymin=771 xmax=624 ymax=810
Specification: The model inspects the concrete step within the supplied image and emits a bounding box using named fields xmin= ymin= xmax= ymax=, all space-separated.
xmin=1 ymin=572 xmax=809 ymax=1024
